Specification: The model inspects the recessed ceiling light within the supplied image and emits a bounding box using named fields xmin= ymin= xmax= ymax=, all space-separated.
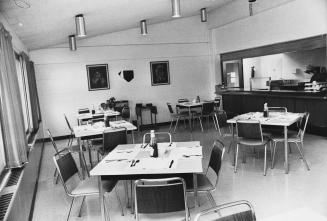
xmin=18 ymin=22 xmax=23 ymax=27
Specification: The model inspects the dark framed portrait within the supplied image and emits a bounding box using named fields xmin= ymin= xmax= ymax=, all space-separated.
xmin=86 ymin=64 xmax=110 ymax=91
xmin=150 ymin=61 xmax=170 ymax=86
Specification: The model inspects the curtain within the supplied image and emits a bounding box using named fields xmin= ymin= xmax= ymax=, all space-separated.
xmin=0 ymin=23 xmax=28 ymax=168
xmin=21 ymin=54 xmax=41 ymax=132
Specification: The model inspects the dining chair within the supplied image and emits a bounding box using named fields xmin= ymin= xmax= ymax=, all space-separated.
xmin=271 ymin=112 xmax=310 ymax=170
xmin=167 ymin=102 xmax=188 ymax=132
xmin=53 ymin=149 xmax=124 ymax=221
xmin=268 ymin=106 xmax=288 ymax=112
xmin=142 ymin=131 xmax=172 ymax=144
xmin=201 ymin=102 xmax=218 ymax=130
xmin=235 ymin=120 xmax=271 ymax=176
xmin=47 ymin=129 xmax=81 ymax=184
xmin=134 ymin=177 xmax=189 ymax=221
xmin=191 ymin=105 xmax=204 ymax=132
xmin=96 ymin=128 xmax=128 ymax=160
xmin=194 ymin=200 xmax=256 ymax=221
xmin=121 ymin=106 xmax=131 ymax=122
xmin=214 ymin=97 xmax=221 ymax=111
xmin=184 ymin=139 xmax=225 ymax=207
xmin=78 ymin=108 xmax=90 ymax=114
xmin=63 ymin=114 xmax=75 ymax=147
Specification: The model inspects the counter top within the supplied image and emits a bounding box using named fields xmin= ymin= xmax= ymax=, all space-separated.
xmin=217 ymin=89 xmax=327 ymax=99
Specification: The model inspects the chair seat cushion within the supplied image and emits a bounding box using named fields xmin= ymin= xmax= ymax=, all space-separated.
xmin=183 ymin=174 xmax=214 ymax=192
xmin=272 ymin=131 xmax=299 ymax=141
xmin=237 ymin=137 xmax=270 ymax=146
xmin=71 ymin=176 xmax=117 ymax=196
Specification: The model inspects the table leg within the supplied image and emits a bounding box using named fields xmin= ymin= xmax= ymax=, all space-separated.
xmin=78 ymin=138 xmax=85 ymax=179
xmin=284 ymin=126 xmax=289 ymax=174
xmin=193 ymin=173 xmax=199 ymax=207
xmin=189 ymin=107 xmax=192 ymax=132
xmin=131 ymin=130 xmax=135 ymax=144
xmin=231 ymin=124 xmax=236 ymax=166
xmin=98 ymin=176 xmax=107 ymax=221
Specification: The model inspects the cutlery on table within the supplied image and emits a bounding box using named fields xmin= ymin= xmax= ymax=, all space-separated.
xmin=182 ymin=154 xmax=202 ymax=158
xmin=169 ymin=160 xmax=174 ymax=168
xmin=105 ymin=159 xmax=128 ymax=163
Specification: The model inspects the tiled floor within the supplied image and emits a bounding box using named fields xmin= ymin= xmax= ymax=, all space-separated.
xmin=32 ymin=124 xmax=327 ymax=221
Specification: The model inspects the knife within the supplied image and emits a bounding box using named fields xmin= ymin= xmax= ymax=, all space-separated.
xmin=169 ymin=160 xmax=174 ymax=168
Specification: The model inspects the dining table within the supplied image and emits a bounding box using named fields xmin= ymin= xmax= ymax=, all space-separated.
xmin=77 ymin=109 xmax=120 ymax=125
xmin=90 ymin=141 xmax=204 ymax=221
xmin=73 ymin=120 xmax=137 ymax=178
xmin=227 ymin=111 xmax=303 ymax=174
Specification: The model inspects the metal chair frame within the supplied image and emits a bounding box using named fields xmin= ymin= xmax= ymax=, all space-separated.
xmin=142 ymin=131 xmax=172 ymax=144
xmin=134 ymin=177 xmax=189 ymax=221
xmin=267 ymin=106 xmax=287 ymax=112
xmin=194 ymin=200 xmax=256 ymax=221
xmin=186 ymin=139 xmax=225 ymax=207
xmin=53 ymin=149 xmax=124 ymax=221
xmin=64 ymin=114 xmax=75 ymax=147
xmin=271 ymin=112 xmax=310 ymax=170
xmin=235 ymin=120 xmax=270 ymax=176
xmin=167 ymin=102 xmax=189 ymax=133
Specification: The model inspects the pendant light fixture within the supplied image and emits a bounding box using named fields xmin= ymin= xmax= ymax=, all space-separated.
xmin=200 ymin=8 xmax=207 ymax=22
xmin=140 ymin=20 xmax=148 ymax=35
xmin=75 ymin=14 xmax=86 ymax=37
xmin=68 ymin=35 xmax=77 ymax=51
xmin=171 ymin=0 xmax=181 ymax=18
xmin=249 ymin=0 xmax=256 ymax=16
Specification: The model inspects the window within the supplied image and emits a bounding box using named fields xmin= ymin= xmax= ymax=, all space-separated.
xmin=0 ymin=121 xmax=5 ymax=173
xmin=15 ymin=53 xmax=30 ymax=135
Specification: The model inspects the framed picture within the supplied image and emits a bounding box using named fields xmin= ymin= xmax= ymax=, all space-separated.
xmin=150 ymin=61 xmax=170 ymax=86
xmin=86 ymin=64 xmax=110 ymax=91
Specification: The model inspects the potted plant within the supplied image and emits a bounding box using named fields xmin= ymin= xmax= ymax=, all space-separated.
xmin=107 ymin=97 xmax=116 ymax=109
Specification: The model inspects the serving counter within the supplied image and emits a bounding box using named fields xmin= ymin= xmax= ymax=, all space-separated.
xmin=219 ymin=89 xmax=327 ymax=136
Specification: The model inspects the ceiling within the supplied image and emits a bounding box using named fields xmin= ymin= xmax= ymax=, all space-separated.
xmin=0 ymin=0 xmax=234 ymax=50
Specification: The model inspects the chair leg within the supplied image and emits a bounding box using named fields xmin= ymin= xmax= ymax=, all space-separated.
xmin=169 ymin=118 xmax=174 ymax=132
xmin=88 ymin=148 xmax=93 ymax=169
xmin=67 ymin=198 xmax=75 ymax=221
xmin=173 ymin=117 xmax=180 ymax=133
xmin=234 ymin=144 xmax=239 ymax=173
xmin=215 ymin=114 xmax=222 ymax=136
xmin=78 ymin=196 xmax=85 ymax=217
xmin=115 ymin=187 xmax=124 ymax=216
xmin=295 ymin=141 xmax=310 ymax=171
xmin=199 ymin=118 xmax=204 ymax=132
xmin=212 ymin=115 xmax=218 ymax=130
xmin=271 ymin=141 xmax=277 ymax=169
xmin=264 ymin=144 xmax=267 ymax=176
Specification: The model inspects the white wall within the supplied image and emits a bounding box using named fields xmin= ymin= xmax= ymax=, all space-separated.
xmin=30 ymin=16 xmax=213 ymax=136
xmin=209 ymin=0 xmax=327 ymax=85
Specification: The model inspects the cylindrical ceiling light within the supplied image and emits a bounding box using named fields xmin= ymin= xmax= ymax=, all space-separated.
xmin=248 ymin=0 xmax=256 ymax=16
xmin=68 ymin=35 xmax=77 ymax=51
xmin=75 ymin=14 xmax=86 ymax=37
xmin=200 ymin=8 xmax=207 ymax=22
xmin=171 ymin=0 xmax=181 ymax=18
xmin=140 ymin=20 xmax=148 ymax=35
